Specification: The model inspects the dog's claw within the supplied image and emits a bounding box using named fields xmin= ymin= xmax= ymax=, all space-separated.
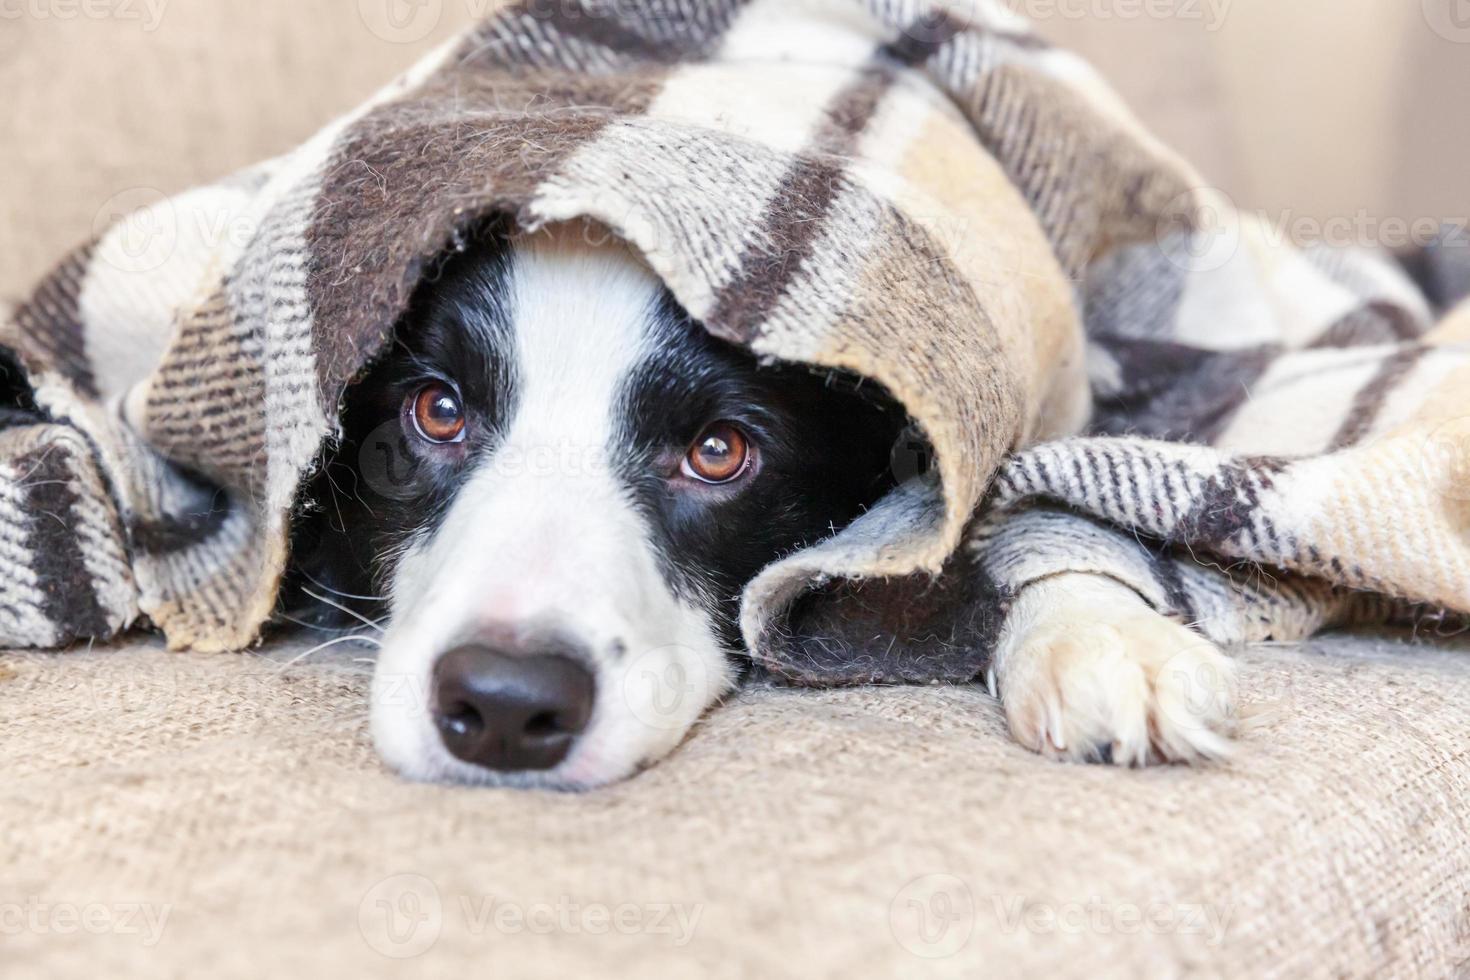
xmin=992 ymin=573 xmax=1238 ymax=768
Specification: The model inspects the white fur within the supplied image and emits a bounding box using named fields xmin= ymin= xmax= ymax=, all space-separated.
xmin=989 ymin=573 xmax=1237 ymax=766
xmin=371 ymin=232 xmax=736 ymax=790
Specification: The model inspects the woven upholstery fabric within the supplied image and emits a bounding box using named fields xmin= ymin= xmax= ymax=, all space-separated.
xmin=4 ymin=6 xmax=1468 ymax=978
xmin=3 ymin=1 xmax=1469 ymax=686
xmin=1 ymin=634 xmax=1467 ymax=977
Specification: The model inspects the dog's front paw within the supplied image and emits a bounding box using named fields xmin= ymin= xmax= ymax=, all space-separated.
xmin=989 ymin=573 xmax=1236 ymax=767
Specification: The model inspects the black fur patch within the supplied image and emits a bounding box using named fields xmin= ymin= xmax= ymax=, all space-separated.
xmin=285 ymin=230 xmax=909 ymax=646
xmin=616 ymin=293 xmax=909 ymax=644
xmin=763 ymin=549 xmax=1011 ymax=686
xmin=285 ymin=229 xmax=520 ymax=622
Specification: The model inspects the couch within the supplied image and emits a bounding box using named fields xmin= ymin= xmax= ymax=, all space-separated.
xmin=3 ymin=4 xmax=1467 ymax=976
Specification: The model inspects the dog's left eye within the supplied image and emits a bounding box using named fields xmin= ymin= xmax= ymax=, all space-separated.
xmin=682 ymin=422 xmax=752 ymax=484
xmin=409 ymin=383 xmax=466 ymax=444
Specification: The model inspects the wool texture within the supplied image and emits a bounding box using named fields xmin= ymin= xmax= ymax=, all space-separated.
xmin=3 ymin=0 xmax=1468 ymax=684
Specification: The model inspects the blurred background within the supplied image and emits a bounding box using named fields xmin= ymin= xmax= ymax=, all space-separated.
xmin=2 ymin=0 xmax=1468 ymax=297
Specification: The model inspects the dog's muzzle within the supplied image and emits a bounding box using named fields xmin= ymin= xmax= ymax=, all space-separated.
xmin=431 ymin=642 xmax=596 ymax=772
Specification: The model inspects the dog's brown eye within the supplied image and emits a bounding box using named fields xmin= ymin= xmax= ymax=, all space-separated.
xmin=410 ymin=383 xmax=466 ymax=444
xmin=683 ymin=423 xmax=751 ymax=484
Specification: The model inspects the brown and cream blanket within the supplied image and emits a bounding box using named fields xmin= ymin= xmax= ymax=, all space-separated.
xmin=3 ymin=0 xmax=1468 ymax=686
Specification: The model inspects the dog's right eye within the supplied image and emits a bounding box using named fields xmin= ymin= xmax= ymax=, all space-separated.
xmin=409 ymin=383 xmax=466 ymax=444
xmin=682 ymin=422 xmax=752 ymax=485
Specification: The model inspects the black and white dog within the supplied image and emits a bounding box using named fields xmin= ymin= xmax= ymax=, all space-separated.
xmin=288 ymin=223 xmax=908 ymax=788
xmin=289 ymin=223 xmax=1235 ymax=789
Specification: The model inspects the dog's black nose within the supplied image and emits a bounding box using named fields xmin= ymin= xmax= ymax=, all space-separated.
xmin=432 ymin=645 xmax=595 ymax=772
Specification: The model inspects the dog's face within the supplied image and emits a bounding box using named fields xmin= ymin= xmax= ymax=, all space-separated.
xmin=292 ymin=227 xmax=906 ymax=789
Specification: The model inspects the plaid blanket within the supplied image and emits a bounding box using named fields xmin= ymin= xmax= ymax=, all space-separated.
xmin=4 ymin=0 xmax=1468 ymax=686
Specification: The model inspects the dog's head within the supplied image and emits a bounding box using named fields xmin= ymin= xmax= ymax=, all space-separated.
xmin=290 ymin=225 xmax=907 ymax=788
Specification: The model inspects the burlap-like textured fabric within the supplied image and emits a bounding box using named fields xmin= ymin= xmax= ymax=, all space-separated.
xmin=2 ymin=633 xmax=1467 ymax=977
xmin=6 ymin=7 xmax=1468 ymax=979
xmin=4 ymin=0 xmax=1470 ymax=684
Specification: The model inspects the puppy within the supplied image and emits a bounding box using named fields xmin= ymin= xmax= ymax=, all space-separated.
xmin=288 ymin=224 xmax=908 ymax=788
xmin=288 ymin=224 xmax=1236 ymax=789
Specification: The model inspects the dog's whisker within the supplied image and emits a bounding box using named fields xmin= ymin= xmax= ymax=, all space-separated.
xmin=273 ymin=635 xmax=383 ymax=674
xmin=299 ymin=569 xmax=388 ymax=603
xmin=273 ymin=611 xmax=349 ymax=634
xmin=273 ymin=610 xmax=386 ymax=637
xmin=301 ymin=587 xmax=388 ymax=635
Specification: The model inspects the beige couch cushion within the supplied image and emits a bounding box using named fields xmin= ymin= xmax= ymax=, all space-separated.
xmin=0 ymin=3 xmax=475 ymax=298
xmin=2 ymin=636 xmax=1468 ymax=977
xmin=3 ymin=4 xmax=1468 ymax=977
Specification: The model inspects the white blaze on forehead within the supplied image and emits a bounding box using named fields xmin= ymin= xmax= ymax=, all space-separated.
xmin=430 ymin=231 xmax=670 ymax=628
xmin=504 ymin=229 xmax=659 ymax=461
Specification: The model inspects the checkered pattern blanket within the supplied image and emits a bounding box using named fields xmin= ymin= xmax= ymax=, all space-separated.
xmin=4 ymin=0 xmax=1468 ymax=685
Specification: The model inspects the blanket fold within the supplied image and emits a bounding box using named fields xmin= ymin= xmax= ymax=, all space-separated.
xmin=4 ymin=0 xmax=1468 ymax=685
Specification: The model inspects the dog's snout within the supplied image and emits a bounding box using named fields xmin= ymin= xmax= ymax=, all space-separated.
xmin=432 ymin=645 xmax=595 ymax=772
